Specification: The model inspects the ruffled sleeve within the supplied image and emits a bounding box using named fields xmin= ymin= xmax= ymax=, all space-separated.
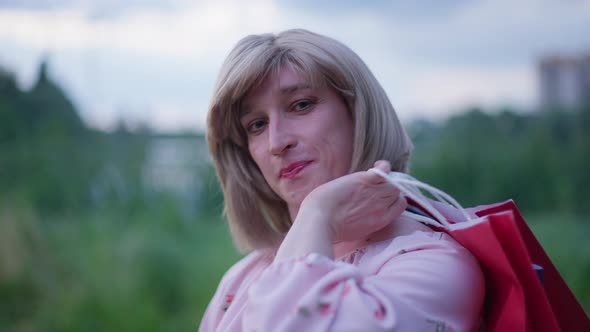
xmin=199 ymin=250 xmax=274 ymax=331
xmin=242 ymin=232 xmax=484 ymax=332
xmin=200 ymin=231 xmax=485 ymax=332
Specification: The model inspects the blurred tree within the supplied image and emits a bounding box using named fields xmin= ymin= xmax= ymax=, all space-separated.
xmin=25 ymin=59 xmax=85 ymax=137
xmin=0 ymin=60 xmax=122 ymax=216
xmin=0 ymin=67 xmax=23 ymax=141
xmin=409 ymin=104 xmax=590 ymax=215
xmin=0 ymin=60 xmax=84 ymax=142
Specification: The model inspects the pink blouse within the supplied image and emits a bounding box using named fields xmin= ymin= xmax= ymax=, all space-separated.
xmin=199 ymin=222 xmax=485 ymax=331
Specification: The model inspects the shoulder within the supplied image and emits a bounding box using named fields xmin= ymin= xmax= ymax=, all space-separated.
xmin=200 ymin=249 xmax=275 ymax=327
xmin=337 ymin=229 xmax=484 ymax=330
xmin=345 ymin=215 xmax=480 ymax=275
xmin=218 ymin=249 xmax=275 ymax=292
xmin=364 ymin=228 xmax=482 ymax=277
xmin=371 ymin=229 xmax=485 ymax=323
xmin=222 ymin=249 xmax=274 ymax=281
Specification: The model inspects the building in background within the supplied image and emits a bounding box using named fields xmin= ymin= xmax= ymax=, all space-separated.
xmin=142 ymin=136 xmax=209 ymax=195
xmin=538 ymin=53 xmax=590 ymax=110
xmin=141 ymin=135 xmax=211 ymax=219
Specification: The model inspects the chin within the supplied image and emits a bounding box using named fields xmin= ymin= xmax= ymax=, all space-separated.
xmin=279 ymin=176 xmax=326 ymax=207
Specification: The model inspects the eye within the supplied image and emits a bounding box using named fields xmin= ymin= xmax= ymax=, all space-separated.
xmin=291 ymin=98 xmax=315 ymax=112
xmin=246 ymin=119 xmax=267 ymax=135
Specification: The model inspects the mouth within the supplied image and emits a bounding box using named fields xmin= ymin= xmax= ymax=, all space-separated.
xmin=279 ymin=160 xmax=313 ymax=179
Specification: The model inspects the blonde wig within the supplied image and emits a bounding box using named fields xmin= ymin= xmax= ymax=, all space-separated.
xmin=207 ymin=29 xmax=413 ymax=252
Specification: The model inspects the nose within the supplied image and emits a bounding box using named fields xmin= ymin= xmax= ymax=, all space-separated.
xmin=268 ymin=114 xmax=296 ymax=156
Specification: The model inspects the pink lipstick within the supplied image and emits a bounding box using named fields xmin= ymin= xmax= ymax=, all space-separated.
xmin=280 ymin=161 xmax=312 ymax=179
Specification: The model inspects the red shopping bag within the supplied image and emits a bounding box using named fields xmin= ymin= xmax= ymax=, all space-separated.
xmin=374 ymin=170 xmax=589 ymax=331
xmin=432 ymin=199 xmax=590 ymax=332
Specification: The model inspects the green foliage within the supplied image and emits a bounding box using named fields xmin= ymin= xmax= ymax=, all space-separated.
xmin=1 ymin=60 xmax=589 ymax=330
xmin=409 ymin=105 xmax=590 ymax=214
xmin=196 ymin=164 xmax=225 ymax=219
xmin=0 ymin=202 xmax=240 ymax=332
xmin=0 ymin=60 xmax=83 ymax=142
xmin=1 ymin=204 xmax=587 ymax=331
xmin=527 ymin=213 xmax=590 ymax=312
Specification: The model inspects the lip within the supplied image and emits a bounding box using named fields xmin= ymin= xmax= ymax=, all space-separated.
xmin=279 ymin=160 xmax=313 ymax=179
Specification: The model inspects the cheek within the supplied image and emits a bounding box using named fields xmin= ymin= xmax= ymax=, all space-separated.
xmin=330 ymin=137 xmax=354 ymax=171
xmin=248 ymin=143 xmax=262 ymax=167
xmin=325 ymin=123 xmax=354 ymax=167
xmin=248 ymin=142 xmax=272 ymax=178
xmin=311 ymin=132 xmax=353 ymax=179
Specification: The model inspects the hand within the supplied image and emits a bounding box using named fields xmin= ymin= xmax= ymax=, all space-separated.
xmin=297 ymin=160 xmax=407 ymax=242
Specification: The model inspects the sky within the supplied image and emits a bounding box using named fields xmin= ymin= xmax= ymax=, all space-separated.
xmin=0 ymin=0 xmax=589 ymax=132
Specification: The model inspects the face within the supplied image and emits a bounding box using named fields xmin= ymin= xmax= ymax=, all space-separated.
xmin=241 ymin=66 xmax=354 ymax=219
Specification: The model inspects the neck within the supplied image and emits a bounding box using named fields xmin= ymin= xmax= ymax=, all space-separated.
xmin=288 ymin=205 xmax=299 ymax=222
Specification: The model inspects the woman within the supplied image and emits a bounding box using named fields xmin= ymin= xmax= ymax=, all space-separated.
xmin=201 ymin=29 xmax=484 ymax=331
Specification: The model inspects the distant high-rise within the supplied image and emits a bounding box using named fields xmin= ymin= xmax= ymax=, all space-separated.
xmin=538 ymin=54 xmax=590 ymax=110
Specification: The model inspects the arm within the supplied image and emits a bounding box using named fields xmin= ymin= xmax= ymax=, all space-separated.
xmin=275 ymin=207 xmax=334 ymax=260
xmin=199 ymin=250 xmax=272 ymax=332
xmin=276 ymin=160 xmax=404 ymax=262
xmin=244 ymin=232 xmax=485 ymax=331
xmin=248 ymin=160 xmax=483 ymax=331
xmin=201 ymin=161 xmax=484 ymax=331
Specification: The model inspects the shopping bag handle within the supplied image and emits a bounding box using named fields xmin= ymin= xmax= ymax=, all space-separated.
xmin=369 ymin=169 xmax=473 ymax=229
xmin=371 ymin=170 xmax=550 ymax=290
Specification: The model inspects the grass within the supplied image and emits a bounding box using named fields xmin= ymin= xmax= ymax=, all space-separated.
xmin=0 ymin=206 xmax=241 ymax=332
xmin=525 ymin=212 xmax=590 ymax=313
xmin=0 ymin=207 xmax=588 ymax=331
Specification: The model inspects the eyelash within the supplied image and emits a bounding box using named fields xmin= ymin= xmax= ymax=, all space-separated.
xmin=290 ymin=98 xmax=316 ymax=113
xmin=244 ymin=97 xmax=318 ymax=135
xmin=246 ymin=119 xmax=267 ymax=134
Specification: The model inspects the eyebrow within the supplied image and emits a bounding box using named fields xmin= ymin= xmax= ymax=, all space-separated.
xmin=279 ymin=83 xmax=311 ymax=95
xmin=240 ymin=83 xmax=312 ymax=118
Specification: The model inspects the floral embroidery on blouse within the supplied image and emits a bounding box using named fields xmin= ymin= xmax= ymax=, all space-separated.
xmin=341 ymin=283 xmax=352 ymax=296
xmin=374 ymin=306 xmax=386 ymax=320
xmin=297 ymin=306 xmax=311 ymax=318
xmin=318 ymin=301 xmax=334 ymax=316
xmin=426 ymin=318 xmax=448 ymax=332
xmin=199 ymin=232 xmax=485 ymax=332
xmin=222 ymin=294 xmax=234 ymax=312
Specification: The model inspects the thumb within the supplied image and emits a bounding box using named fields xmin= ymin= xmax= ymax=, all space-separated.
xmin=366 ymin=160 xmax=391 ymax=184
xmin=373 ymin=160 xmax=391 ymax=173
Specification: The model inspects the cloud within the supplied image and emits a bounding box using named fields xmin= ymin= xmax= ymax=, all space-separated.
xmin=397 ymin=66 xmax=536 ymax=119
xmin=2 ymin=1 xmax=588 ymax=65
xmin=0 ymin=0 xmax=283 ymax=130
xmin=0 ymin=0 xmax=189 ymax=17
xmin=0 ymin=0 xmax=588 ymax=131
xmin=0 ymin=0 xmax=279 ymax=61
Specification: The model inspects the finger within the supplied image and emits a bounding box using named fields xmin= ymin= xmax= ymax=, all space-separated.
xmin=376 ymin=180 xmax=401 ymax=202
xmin=366 ymin=168 xmax=387 ymax=184
xmin=366 ymin=160 xmax=392 ymax=185
xmin=373 ymin=160 xmax=391 ymax=173
xmin=385 ymin=195 xmax=408 ymax=221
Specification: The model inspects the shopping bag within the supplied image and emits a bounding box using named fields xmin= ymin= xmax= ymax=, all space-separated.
xmin=371 ymin=170 xmax=590 ymax=332
xmin=446 ymin=200 xmax=589 ymax=332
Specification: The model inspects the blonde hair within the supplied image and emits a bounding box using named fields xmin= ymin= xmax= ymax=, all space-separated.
xmin=207 ymin=29 xmax=413 ymax=252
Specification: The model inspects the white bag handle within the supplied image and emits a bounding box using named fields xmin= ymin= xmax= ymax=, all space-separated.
xmin=368 ymin=169 xmax=474 ymax=230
